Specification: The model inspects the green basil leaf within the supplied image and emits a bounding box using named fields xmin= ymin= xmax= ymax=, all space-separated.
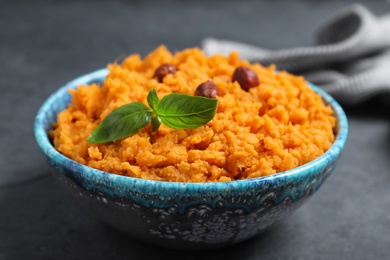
xmin=87 ymin=102 xmax=152 ymax=143
xmin=156 ymin=93 xmax=217 ymax=129
xmin=147 ymin=88 xmax=159 ymax=110
xmin=151 ymin=113 xmax=162 ymax=133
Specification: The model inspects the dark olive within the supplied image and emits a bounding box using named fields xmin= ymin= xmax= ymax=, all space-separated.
xmin=195 ymin=80 xmax=219 ymax=98
xmin=153 ymin=64 xmax=177 ymax=82
xmin=232 ymin=66 xmax=259 ymax=91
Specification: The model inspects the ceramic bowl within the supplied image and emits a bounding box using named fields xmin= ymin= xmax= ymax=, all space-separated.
xmin=34 ymin=68 xmax=348 ymax=250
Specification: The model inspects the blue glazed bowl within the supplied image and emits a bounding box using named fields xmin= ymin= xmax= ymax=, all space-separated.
xmin=34 ymin=68 xmax=348 ymax=250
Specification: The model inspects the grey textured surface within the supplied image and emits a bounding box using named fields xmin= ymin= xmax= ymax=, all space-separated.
xmin=1 ymin=0 xmax=390 ymax=259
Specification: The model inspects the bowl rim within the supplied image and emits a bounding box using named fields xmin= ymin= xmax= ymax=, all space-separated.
xmin=34 ymin=68 xmax=348 ymax=192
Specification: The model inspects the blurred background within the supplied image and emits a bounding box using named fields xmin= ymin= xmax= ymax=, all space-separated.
xmin=1 ymin=0 xmax=390 ymax=259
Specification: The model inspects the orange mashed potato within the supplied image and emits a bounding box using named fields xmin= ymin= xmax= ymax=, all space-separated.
xmin=51 ymin=46 xmax=336 ymax=182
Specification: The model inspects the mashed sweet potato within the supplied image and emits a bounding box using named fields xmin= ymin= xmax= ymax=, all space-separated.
xmin=51 ymin=46 xmax=336 ymax=182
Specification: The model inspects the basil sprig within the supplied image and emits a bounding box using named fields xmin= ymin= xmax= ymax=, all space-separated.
xmin=87 ymin=89 xmax=218 ymax=144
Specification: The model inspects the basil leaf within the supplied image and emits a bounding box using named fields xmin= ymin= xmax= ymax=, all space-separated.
xmin=156 ymin=93 xmax=217 ymax=129
xmin=147 ymin=88 xmax=159 ymax=110
xmin=86 ymin=90 xmax=218 ymax=144
xmin=151 ymin=113 xmax=162 ymax=133
xmin=87 ymin=102 xmax=152 ymax=143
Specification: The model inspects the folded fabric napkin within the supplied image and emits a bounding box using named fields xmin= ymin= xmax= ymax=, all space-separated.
xmin=202 ymin=4 xmax=390 ymax=105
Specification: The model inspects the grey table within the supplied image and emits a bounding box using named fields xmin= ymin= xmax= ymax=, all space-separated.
xmin=1 ymin=0 xmax=390 ymax=259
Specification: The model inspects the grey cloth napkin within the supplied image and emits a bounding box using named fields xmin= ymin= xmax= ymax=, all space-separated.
xmin=202 ymin=4 xmax=390 ymax=105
